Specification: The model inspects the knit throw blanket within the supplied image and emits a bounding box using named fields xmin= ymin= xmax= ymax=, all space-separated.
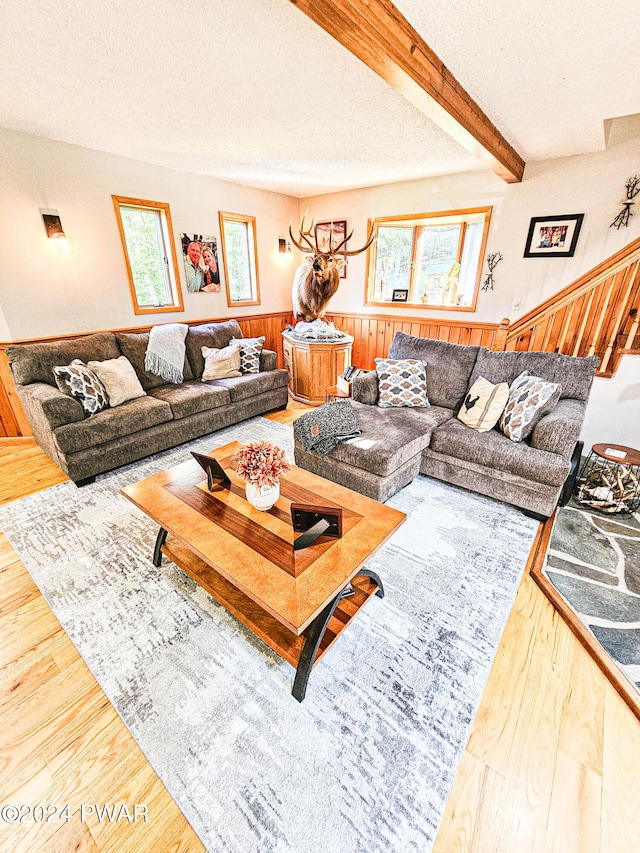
xmin=293 ymin=401 xmax=362 ymax=456
xmin=144 ymin=324 xmax=189 ymax=384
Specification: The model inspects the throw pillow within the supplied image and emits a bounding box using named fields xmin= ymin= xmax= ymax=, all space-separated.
xmin=237 ymin=336 xmax=265 ymax=374
xmin=457 ymin=376 xmax=509 ymax=433
xmin=86 ymin=356 xmax=146 ymax=407
xmin=499 ymin=371 xmax=562 ymax=442
xmin=53 ymin=359 xmax=110 ymax=416
xmin=201 ymin=343 xmax=242 ymax=380
xmin=374 ymin=357 xmax=430 ymax=409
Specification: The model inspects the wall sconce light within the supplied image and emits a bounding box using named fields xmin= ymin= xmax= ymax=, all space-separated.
xmin=278 ymin=237 xmax=292 ymax=254
xmin=40 ymin=208 xmax=72 ymax=254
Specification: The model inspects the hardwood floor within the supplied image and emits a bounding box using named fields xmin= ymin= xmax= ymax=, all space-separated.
xmin=1 ymin=406 xmax=638 ymax=851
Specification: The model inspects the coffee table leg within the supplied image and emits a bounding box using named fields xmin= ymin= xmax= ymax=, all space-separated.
xmin=153 ymin=527 xmax=168 ymax=567
xmin=292 ymin=571 xmax=384 ymax=702
xmin=353 ymin=569 xmax=385 ymax=599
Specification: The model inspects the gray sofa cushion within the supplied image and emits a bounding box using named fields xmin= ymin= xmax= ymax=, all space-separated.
xmin=352 ymin=370 xmax=378 ymax=405
xmin=388 ymin=332 xmax=479 ymax=410
xmin=7 ymin=333 xmax=121 ymax=387
xmin=529 ymin=398 xmax=587 ymax=457
xmin=208 ymin=368 xmax=290 ymax=403
xmin=116 ymin=332 xmax=193 ymax=391
xmin=53 ymin=396 xmax=173 ymax=454
xmin=429 ymin=419 xmax=570 ymax=487
xmin=315 ymin=400 xmax=452 ymax=477
xmin=185 ymin=320 xmax=243 ymax=378
xmin=469 ymin=348 xmax=599 ymax=401
xmin=148 ymin=381 xmax=231 ymax=419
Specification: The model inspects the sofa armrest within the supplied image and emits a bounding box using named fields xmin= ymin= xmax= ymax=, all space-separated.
xmin=529 ymin=398 xmax=587 ymax=458
xmin=260 ymin=349 xmax=277 ymax=371
xmin=19 ymin=382 xmax=85 ymax=431
xmin=352 ymin=371 xmax=378 ymax=405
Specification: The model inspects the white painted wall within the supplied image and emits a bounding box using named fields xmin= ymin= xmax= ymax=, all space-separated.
xmin=298 ymin=116 xmax=640 ymax=450
xmin=0 ymin=128 xmax=298 ymax=340
xmin=299 ymin=116 xmax=640 ymax=325
xmin=581 ymin=355 xmax=640 ymax=452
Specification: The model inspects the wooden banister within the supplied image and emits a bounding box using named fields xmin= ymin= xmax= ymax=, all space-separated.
xmin=505 ymin=236 xmax=640 ymax=377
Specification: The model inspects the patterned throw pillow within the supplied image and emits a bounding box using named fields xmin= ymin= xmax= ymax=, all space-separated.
xmin=53 ymin=359 xmax=110 ymax=416
xmin=499 ymin=371 xmax=562 ymax=442
xmin=201 ymin=343 xmax=242 ymax=380
xmin=457 ymin=376 xmax=509 ymax=433
xmin=237 ymin=336 xmax=265 ymax=374
xmin=375 ymin=358 xmax=430 ymax=409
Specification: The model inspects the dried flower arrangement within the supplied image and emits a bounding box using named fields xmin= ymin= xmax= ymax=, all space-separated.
xmin=232 ymin=441 xmax=291 ymax=489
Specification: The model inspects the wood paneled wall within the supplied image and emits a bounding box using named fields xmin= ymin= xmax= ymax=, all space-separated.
xmin=324 ymin=312 xmax=506 ymax=369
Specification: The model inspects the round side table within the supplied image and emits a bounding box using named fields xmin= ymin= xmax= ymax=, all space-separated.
xmin=575 ymin=443 xmax=640 ymax=515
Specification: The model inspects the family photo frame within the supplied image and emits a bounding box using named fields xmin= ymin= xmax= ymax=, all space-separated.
xmin=524 ymin=213 xmax=584 ymax=258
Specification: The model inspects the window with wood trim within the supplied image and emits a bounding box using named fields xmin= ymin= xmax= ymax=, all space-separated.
xmin=112 ymin=196 xmax=184 ymax=315
xmin=219 ymin=212 xmax=260 ymax=306
xmin=365 ymin=207 xmax=492 ymax=311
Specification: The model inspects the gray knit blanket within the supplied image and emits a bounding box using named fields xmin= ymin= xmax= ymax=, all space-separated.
xmin=293 ymin=401 xmax=362 ymax=456
xmin=144 ymin=324 xmax=189 ymax=384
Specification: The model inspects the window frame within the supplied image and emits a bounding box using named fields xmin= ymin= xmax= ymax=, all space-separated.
xmin=112 ymin=195 xmax=184 ymax=315
xmin=364 ymin=206 xmax=492 ymax=312
xmin=218 ymin=211 xmax=261 ymax=307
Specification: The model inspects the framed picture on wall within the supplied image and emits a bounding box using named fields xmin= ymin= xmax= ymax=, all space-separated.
xmin=523 ymin=214 xmax=584 ymax=258
xmin=316 ymin=219 xmax=348 ymax=279
xmin=181 ymin=233 xmax=221 ymax=292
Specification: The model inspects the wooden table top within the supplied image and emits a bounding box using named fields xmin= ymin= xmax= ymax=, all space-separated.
xmin=592 ymin=443 xmax=640 ymax=466
xmin=121 ymin=441 xmax=406 ymax=635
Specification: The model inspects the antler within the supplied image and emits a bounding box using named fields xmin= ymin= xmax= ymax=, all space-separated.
xmin=288 ymin=214 xmax=317 ymax=253
xmin=341 ymin=221 xmax=377 ymax=256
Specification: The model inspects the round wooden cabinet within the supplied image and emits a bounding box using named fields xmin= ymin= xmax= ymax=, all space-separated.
xmin=282 ymin=331 xmax=354 ymax=405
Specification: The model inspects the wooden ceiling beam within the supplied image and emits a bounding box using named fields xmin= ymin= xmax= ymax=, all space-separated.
xmin=289 ymin=0 xmax=525 ymax=183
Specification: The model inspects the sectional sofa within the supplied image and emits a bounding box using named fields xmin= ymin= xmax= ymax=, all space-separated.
xmin=7 ymin=320 xmax=289 ymax=484
xmin=294 ymin=333 xmax=599 ymax=518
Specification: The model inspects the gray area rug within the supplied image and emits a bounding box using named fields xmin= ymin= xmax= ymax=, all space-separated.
xmin=544 ymin=497 xmax=640 ymax=694
xmin=0 ymin=416 xmax=538 ymax=852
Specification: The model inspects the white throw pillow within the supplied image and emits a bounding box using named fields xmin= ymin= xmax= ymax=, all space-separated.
xmin=457 ymin=376 xmax=509 ymax=433
xmin=201 ymin=343 xmax=242 ymax=380
xmin=87 ymin=356 xmax=146 ymax=407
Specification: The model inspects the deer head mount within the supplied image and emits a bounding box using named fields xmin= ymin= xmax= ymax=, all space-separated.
xmin=289 ymin=216 xmax=376 ymax=322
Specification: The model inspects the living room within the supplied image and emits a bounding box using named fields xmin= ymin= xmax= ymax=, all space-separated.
xmin=1 ymin=1 xmax=639 ymax=851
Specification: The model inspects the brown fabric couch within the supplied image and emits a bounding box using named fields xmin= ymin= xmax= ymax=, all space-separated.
xmin=293 ymin=333 xmax=599 ymax=518
xmin=7 ymin=320 xmax=289 ymax=484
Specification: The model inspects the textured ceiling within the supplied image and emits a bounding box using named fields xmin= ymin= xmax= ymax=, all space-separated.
xmin=0 ymin=0 xmax=637 ymax=196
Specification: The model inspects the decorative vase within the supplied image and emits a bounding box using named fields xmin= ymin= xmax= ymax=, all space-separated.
xmin=245 ymin=481 xmax=280 ymax=511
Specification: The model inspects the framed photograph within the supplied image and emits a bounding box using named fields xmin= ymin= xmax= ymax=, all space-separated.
xmin=392 ymin=288 xmax=409 ymax=302
xmin=524 ymin=214 xmax=584 ymax=258
xmin=181 ymin=233 xmax=221 ymax=292
xmin=316 ymin=219 xmax=348 ymax=279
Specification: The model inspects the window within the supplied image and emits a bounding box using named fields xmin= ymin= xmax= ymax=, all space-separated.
xmin=112 ymin=196 xmax=184 ymax=315
xmin=219 ymin=212 xmax=260 ymax=306
xmin=365 ymin=207 xmax=492 ymax=311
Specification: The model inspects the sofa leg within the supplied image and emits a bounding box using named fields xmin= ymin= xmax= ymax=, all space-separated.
xmin=74 ymin=475 xmax=96 ymax=487
xmin=274 ymin=403 xmax=288 ymax=411
xmin=521 ymin=508 xmax=550 ymax=523
xmin=558 ymin=440 xmax=584 ymax=507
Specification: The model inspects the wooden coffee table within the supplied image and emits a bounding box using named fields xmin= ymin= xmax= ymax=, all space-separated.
xmin=121 ymin=441 xmax=406 ymax=701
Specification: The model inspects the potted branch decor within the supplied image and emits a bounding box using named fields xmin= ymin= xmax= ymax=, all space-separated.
xmin=233 ymin=440 xmax=291 ymax=511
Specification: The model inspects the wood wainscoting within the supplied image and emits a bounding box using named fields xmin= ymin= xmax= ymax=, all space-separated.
xmin=324 ymin=311 xmax=508 ymax=369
